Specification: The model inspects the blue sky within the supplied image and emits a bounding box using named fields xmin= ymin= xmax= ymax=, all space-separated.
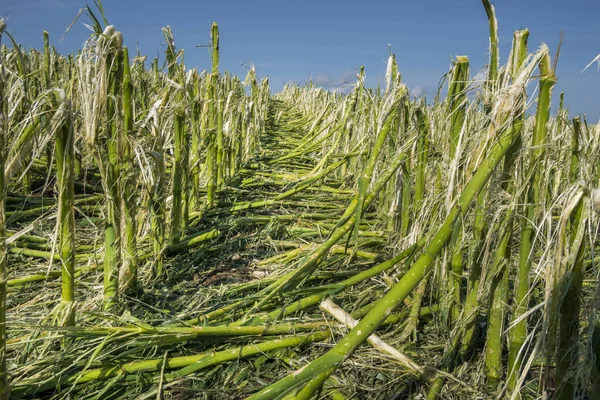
xmin=2 ymin=0 xmax=599 ymax=120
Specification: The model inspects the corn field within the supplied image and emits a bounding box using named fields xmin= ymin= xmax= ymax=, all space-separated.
xmin=0 ymin=1 xmax=599 ymax=399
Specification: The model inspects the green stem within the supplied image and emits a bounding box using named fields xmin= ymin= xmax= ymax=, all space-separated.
xmin=12 ymin=331 xmax=331 ymax=396
xmin=484 ymin=213 xmax=513 ymax=386
xmin=55 ymin=100 xmax=76 ymax=326
xmin=508 ymin=48 xmax=555 ymax=393
xmin=248 ymin=121 xmax=522 ymax=400
xmin=120 ymin=46 xmax=138 ymax=292
xmin=554 ymin=123 xmax=586 ymax=400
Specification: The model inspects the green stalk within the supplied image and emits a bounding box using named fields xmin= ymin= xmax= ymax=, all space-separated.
xmin=508 ymin=47 xmax=555 ymax=393
xmin=254 ymin=148 xmax=407 ymax=309
xmin=12 ymin=331 xmax=330 ymax=395
xmin=206 ymin=22 xmax=219 ymax=207
xmin=43 ymin=30 xmax=53 ymax=176
xmin=446 ymin=55 xmax=469 ymax=322
xmin=484 ymin=212 xmax=513 ymax=386
xmin=479 ymin=28 xmax=529 ymax=368
xmin=554 ymin=119 xmax=585 ymax=400
xmin=102 ymin=30 xmax=124 ymax=312
xmin=190 ymin=71 xmax=201 ymax=210
xmin=426 ymin=329 xmax=464 ymax=400
xmin=481 ymin=0 xmax=499 ymax=113
xmin=447 ymin=56 xmax=469 ymax=160
xmin=0 ymin=18 xmax=9 ymax=400
xmin=399 ymin=157 xmax=412 ymax=236
xmin=353 ymin=91 xmax=403 ymax=245
xmin=257 ymin=240 xmax=422 ymax=324
xmin=568 ymin=117 xmax=580 ymax=183
xmin=170 ymin=114 xmax=185 ymax=242
xmin=248 ymin=121 xmax=522 ymax=400
xmin=216 ymin=98 xmax=224 ymax=188
xmin=163 ymin=27 xmax=186 ymax=242
xmin=150 ymin=95 xmax=167 ymax=279
xmin=55 ymin=100 xmax=76 ymax=326
xmin=461 ymin=190 xmax=486 ymax=354
xmin=414 ymin=106 xmax=429 ymax=208
xmin=120 ymin=46 xmax=138 ymax=292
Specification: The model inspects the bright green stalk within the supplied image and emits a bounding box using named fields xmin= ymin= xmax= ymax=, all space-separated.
xmin=120 ymin=46 xmax=138 ymax=292
xmin=102 ymin=32 xmax=124 ymax=312
xmin=554 ymin=119 xmax=585 ymax=400
xmin=426 ymin=329 xmax=464 ymax=400
xmin=43 ymin=30 xmax=53 ymax=176
xmin=256 ymin=240 xmax=423 ymax=324
xmin=206 ymin=22 xmax=219 ymax=207
xmin=152 ymin=56 xmax=159 ymax=84
xmin=353 ymin=90 xmax=402 ymax=245
xmin=190 ymin=71 xmax=201 ymax=210
xmin=254 ymin=148 xmax=407 ymax=310
xmin=447 ymin=56 xmax=469 ymax=160
xmin=401 ymin=107 xmax=430 ymax=338
xmin=399 ymin=157 xmax=412 ymax=236
xmin=170 ymin=114 xmax=185 ymax=242
xmin=397 ymin=100 xmax=411 ymax=235
xmin=12 ymin=331 xmax=331 ymax=396
xmin=283 ymin=368 xmax=335 ymax=400
xmin=479 ymin=28 xmax=529 ymax=366
xmin=0 ymin=18 xmax=9 ymax=400
xmin=481 ymin=0 xmax=499 ymax=113
xmin=446 ymin=55 xmax=469 ymax=322
xmin=568 ymin=117 xmax=581 ymax=183
xmin=163 ymin=27 xmax=187 ymax=242
xmin=461 ymin=190 xmax=486 ymax=354
xmin=43 ymin=31 xmax=51 ymax=87
xmin=484 ymin=213 xmax=513 ymax=385
xmin=55 ymin=101 xmax=76 ymax=326
xmin=414 ymin=106 xmax=429 ymax=207
xmin=216 ymin=98 xmax=224 ymax=188
xmin=556 ymin=92 xmax=565 ymax=140
xmin=150 ymin=94 xmax=168 ymax=279
xmin=248 ymin=122 xmax=522 ymax=400
xmin=508 ymin=48 xmax=555 ymax=393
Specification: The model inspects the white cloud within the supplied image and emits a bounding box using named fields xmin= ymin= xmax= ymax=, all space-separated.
xmin=473 ymin=68 xmax=487 ymax=83
xmin=410 ymin=85 xmax=428 ymax=98
xmin=311 ymin=70 xmax=356 ymax=93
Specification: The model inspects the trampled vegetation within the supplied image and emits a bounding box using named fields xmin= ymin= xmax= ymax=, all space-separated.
xmin=0 ymin=0 xmax=599 ymax=399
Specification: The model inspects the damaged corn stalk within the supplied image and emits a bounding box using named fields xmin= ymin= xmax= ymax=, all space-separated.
xmin=0 ymin=1 xmax=598 ymax=399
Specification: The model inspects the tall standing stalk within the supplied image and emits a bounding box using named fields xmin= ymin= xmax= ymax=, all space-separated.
xmin=0 ymin=18 xmax=9 ymax=400
xmin=483 ymin=28 xmax=529 ymax=383
xmin=481 ymin=0 xmax=499 ymax=114
xmin=43 ymin=31 xmax=54 ymax=176
xmin=216 ymin=98 xmax=224 ymax=189
xmin=462 ymin=6 xmax=504 ymax=354
xmin=163 ymin=27 xmax=187 ymax=242
xmin=119 ymin=46 xmax=137 ymax=291
xmin=206 ymin=22 xmax=219 ymax=207
xmin=507 ymin=45 xmax=555 ymax=394
xmin=170 ymin=113 xmax=185 ymax=242
xmin=446 ymin=55 xmax=469 ymax=322
xmin=55 ymin=98 xmax=76 ymax=326
xmin=402 ymin=105 xmax=430 ymax=339
xmin=189 ymin=70 xmax=202 ymax=210
xmin=101 ymin=28 xmax=124 ymax=312
xmin=484 ymin=212 xmax=513 ymax=386
xmin=554 ymin=117 xmax=585 ymax=400
xmin=150 ymin=92 xmax=168 ymax=279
